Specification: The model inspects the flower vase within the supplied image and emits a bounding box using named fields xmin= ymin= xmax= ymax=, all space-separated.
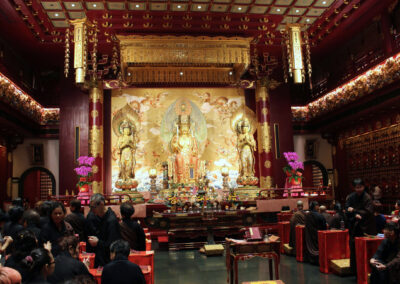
xmin=77 ymin=183 xmax=92 ymax=205
xmin=283 ymin=177 xmax=304 ymax=197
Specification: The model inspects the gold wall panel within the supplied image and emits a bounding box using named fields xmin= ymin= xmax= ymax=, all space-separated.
xmin=111 ymin=88 xmax=246 ymax=191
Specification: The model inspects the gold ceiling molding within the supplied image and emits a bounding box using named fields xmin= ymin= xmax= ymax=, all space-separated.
xmin=117 ymin=35 xmax=251 ymax=85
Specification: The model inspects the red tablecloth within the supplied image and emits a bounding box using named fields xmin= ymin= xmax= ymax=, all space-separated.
xmin=355 ymin=237 xmax=384 ymax=284
xmin=277 ymin=221 xmax=290 ymax=254
xmin=129 ymin=250 xmax=154 ymax=284
xmin=295 ymin=225 xmax=305 ymax=262
xmin=318 ymin=230 xmax=350 ymax=273
xmin=79 ymin=253 xmax=95 ymax=269
xmin=89 ymin=265 xmax=151 ymax=284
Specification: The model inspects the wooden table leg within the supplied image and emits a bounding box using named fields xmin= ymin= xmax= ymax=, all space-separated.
xmin=268 ymin=258 xmax=273 ymax=279
xmin=234 ymin=258 xmax=239 ymax=284
xmin=274 ymin=256 xmax=279 ymax=280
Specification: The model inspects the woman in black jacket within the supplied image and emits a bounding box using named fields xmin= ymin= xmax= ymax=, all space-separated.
xmin=47 ymin=236 xmax=93 ymax=284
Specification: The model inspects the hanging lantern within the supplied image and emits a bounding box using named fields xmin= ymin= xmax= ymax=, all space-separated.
xmin=282 ymin=24 xmax=312 ymax=85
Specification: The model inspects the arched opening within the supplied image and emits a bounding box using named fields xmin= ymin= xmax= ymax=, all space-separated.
xmin=303 ymin=160 xmax=329 ymax=188
xmin=19 ymin=167 xmax=56 ymax=206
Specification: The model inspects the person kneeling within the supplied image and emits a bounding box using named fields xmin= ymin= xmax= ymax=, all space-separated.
xmin=370 ymin=222 xmax=400 ymax=284
xmin=101 ymin=240 xmax=145 ymax=284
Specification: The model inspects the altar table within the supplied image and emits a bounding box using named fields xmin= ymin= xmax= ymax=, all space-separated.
xmin=277 ymin=222 xmax=290 ymax=254
xmin=318 ymin=229 xmax=350 ymax=273
xmin=89 ymin=265 xmax=151 ymax=284
xmin=355 ymin=237 xmax=383 ymax=284
xmin=295 ymin=225 xmax=305 ymax=262
xmin=226 ymin=238 xmax=280 ymax=284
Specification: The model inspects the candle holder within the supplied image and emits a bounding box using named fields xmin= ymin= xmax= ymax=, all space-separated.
xmin=149 ymin=169 xmax=157 ymax=196
xmin=221 ymin=167 xmax=229 ymax=192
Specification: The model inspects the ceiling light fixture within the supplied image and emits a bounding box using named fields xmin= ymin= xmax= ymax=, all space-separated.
xmin=136 ymin=4 xmax=140 ymax=8
xmin=198 ymin=5 xmax=202 ymax=9
xmin=93 ymin=4 xmax=97 ymax=8
xmin=322 ymin=1 xmax=327 ymax=4
xmin=277 ymin=8 xmax=281 ymax=12
xmin=229 ymin=71 xmax=233 ymax=75
xmin=177 ymin=5 xmax=181 ymax=8
xmin=71 ymin=3 xmax=75 ymax=7
xmin=296 ymin=9 xmax=299 ymax=13
xmin=306 ymin=18 xmax=310 ymax=22
xmin=238 ymin=7 xmax=242 ymax=10
xmin=55 ymin=13 xmax=59 ymax=17
xmin=180 ymin=72 xmax=184 ymax=76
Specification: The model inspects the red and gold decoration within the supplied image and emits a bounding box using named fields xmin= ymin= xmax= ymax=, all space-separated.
xmin=89 ymin=80 xmax=104 ymax=194
xmin=282 ymin=152 xmax=304 ymax=197
xmin=292 ymin=52 xmax=400 ymax=122
xmin=281 ymin=23 xmax=312 ymax=85
xmin=0 ymin=72 xmax=59 ymax=125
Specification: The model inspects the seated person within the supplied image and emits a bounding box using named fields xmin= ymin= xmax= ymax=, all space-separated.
xmin=101 ymin=240 xmax=145 ymax=284
xmin=374 ymin=204 xmax=387 ymax=234
xmin=304 ymin=201 xmax=327 ymax=264
xmin=22 ymin=210 xmax=41 ymax=240
xmin=47 ymin=236 xmax=92 ymax=284
xmin=119 ymin=202 xmax=146 ymax=251
xmin=392 ymin=200 xmax=400 ymax=223
xmin=65 ymin=199 xmax=87 ymax=242
xmin=370 ymin=222 xmax=400 ymax=284
xmin=319 ymin=205 xmax=332 ymax=228
xmin=289 ymin=200 xmax=305 ymax=249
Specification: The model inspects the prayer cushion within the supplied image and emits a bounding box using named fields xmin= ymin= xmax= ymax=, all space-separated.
xmin=204 ymin=244 xmax=224 ymax=256
xmin=330 ymin=259 xmax=351 ymax=275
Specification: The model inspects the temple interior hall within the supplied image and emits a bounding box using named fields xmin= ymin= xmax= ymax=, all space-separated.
xmin=0 ymin=0 xmax=400 ymax=284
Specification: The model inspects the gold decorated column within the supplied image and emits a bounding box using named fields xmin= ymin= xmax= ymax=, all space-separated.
xmin=256 ymin=79 xmax=274 ymax=188
xmin=89 ymin=80 xmax=104 ymax=194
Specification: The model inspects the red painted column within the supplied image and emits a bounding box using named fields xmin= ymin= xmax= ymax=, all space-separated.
xmin=89 ymin=80 xmax=104 ymax=194
xmin=256 ymin=80 xmax=274 ymax=188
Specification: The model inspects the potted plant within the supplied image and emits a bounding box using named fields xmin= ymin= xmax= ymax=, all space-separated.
xmin=74 ymin=156 xmax=95 ymax=193
xmin=283 ymin=152 xmax=304 ymax=197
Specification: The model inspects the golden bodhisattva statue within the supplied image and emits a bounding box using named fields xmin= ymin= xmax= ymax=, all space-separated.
xmin=115 ymin=119 xmax=138 ymax=189
xmin=170 ymin=114 xmax=200 ymax=184
xmin=235 ymin=117 xmax=258 ymax=186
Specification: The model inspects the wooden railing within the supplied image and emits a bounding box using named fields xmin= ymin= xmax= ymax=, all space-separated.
xmin=49 ymin=193 xmax=133 ymax=206
xmin=257 ymin=186 xmax=333 ymax=200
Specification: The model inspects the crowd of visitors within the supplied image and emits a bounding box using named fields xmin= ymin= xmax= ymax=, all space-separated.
xmin=0 ymin=194 xmax=146 ymax=284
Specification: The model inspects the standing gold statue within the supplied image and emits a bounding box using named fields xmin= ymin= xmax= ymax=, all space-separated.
xmin=170 ymin=114 xmax=200 ymax=184
xmin=237 ymin=118 xmax=256 ymax=178
xmin=112 ymin=104 xmax=141 ymax=191
xmin=117 ymin=120 xmax=137 ymax=184
xmin=231 ymin=112 xmax=258 ymax=186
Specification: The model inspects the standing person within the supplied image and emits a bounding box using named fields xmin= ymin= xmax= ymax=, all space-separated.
xmin=87 ymin=194 xmax=121 ymax=267
xmin=22 ymin=210 xmax=41 ymax=240
xmin=304 ymin=201 xmax=327 ymax=264
xmin=40 ymin=202 xmax=74 ymax=257
xmin=65 ymin=199 xmax=87 ymax=242
xmin=101 ymin=240 xmax=145 ymax=284
xmin=3 ymin=207 xmax=24 ymax=240
xmin=119 ymin=202 xmax=146 ymax=251
xmin=370 ymin=222 xmax=400 ymax=284
xmin=345 ymin=178 xmax=376 ymax=275
xmin=288 ymin=200 xmax=306 ymax=250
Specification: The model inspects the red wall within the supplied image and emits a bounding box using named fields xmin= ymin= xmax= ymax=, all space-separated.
xmin=59 ymin=78 xmax=88 ymax=195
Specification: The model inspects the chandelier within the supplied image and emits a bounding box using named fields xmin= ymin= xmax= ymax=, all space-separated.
xmin=281 ymin=23 xmax=312 ymax=85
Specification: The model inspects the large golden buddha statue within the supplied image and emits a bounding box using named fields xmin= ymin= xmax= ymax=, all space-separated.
xmin=161 ymin=98 xmax=207 ymax=185
xmin=169 ymin=114 xmax=200 ymax=184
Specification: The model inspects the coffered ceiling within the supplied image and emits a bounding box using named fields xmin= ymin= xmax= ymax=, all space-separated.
xmin=8 ymin=0 xmax=381 ymax=52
